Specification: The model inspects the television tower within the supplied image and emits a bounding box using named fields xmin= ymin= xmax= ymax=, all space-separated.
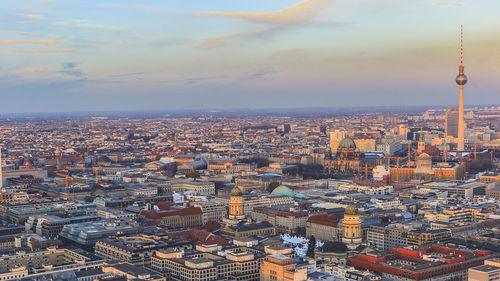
xmin=456 ymin=25 xmax=467 ymax=151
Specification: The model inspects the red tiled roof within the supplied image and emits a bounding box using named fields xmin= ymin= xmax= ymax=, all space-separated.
xmin=163 ymin=228 xmax=228 ymax=245
xmin=203 ymin=220 xmax=221 ymax=232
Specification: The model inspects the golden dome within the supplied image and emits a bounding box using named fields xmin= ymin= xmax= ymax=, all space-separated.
xmin=231 ymin=186 xmax=242 ymax=196
xmin=345 ymin=197 xmax=358 ymax=215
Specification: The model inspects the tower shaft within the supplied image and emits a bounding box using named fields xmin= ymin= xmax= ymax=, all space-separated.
xmin=458 ymin=85 xmax=464 ymax=150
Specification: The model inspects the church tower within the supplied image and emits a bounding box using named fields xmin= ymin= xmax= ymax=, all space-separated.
xmin=342 ymin=197 xmax=362 ymax=250
xmin=228 ymin=186 xmax=245 ymax=220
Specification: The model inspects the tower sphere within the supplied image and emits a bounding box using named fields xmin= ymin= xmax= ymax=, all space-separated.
xmin=456 ymin=74 xmax=468 ymax=85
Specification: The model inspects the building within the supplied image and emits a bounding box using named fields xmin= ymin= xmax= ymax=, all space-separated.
xmin=342 ymin=198 xmax=362 ymax=250
xmin=348 ymin=245 xmax=497 ymax=281
xmin=93 ymin=194 xmax=173 ymax=209
xmin=193 ymin=201 xmax=227 ymax=224
xmin=315 ymin=241 xmax=349 ymax=264
xmin=390 ymin=157 xmax=461 ymax=183
xmin=330 ymin=129 xmax=347 ymax=153
xmin=171 ymin=180 xmax=215 ymax=195
xmin=151 ymin=244 xmax=266 ymax=281
xmin=251 ymin=207 xmax=308 ymax=234
xmin=140 ymin=206 xmax=203 ymax=228
xmin=221 ymin=221 xmax=276 ymax=238
xmin=229 ymin=186 xmax=244 ymax=220
xmin=324 ymin=137 xmax=364 ymax=175
xmin=446 ymin=109 xmax=459 ymax=138
xmin=260 ymin=255 xmax=307 ymax=281
xmin=94 ymin=234 xmax=187 ymax=267
xmin=354 ymin=138 xmax=377 ymax=153
xmin=469 ymin=264 xmax=500 ymax=281
xmin=102 ymin=262 xmax=166 ymax=281
xmin=0 ymin=247 xmax=103 ymax=280
xmin=406 ymin=229 xmax=452 ymax=246
xmin=367 ymin=225 xmax=410 ymax=251
xmin=417 ymin=181 xmax=486 ymax=199
xmin=0 ymin=189 xmax=28 ymax=203
xmin=26 ymin=215 xmax=99 ymax=239
xmin=59 ymin=218 xmax=140 ymax=248
xmin=481 ymin=171 xmax=500 ymax=187
xmin=306 ymin=214 xmax=341 ymax=242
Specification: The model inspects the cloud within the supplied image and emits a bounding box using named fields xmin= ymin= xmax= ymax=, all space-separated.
xmin=183 ymin=76 xmax=227 ymax=85
xmin=242 ymin=68 xmax=277 ymax=80
xmin=58 ymin=63 xmax=84 ymax=77
xmin=19 ymin=14 xmax=45 ymax=20
xmin=17 ymin=67 xmax=48 ymax=73
xmin=109 ymin=72 xmax=145 ymax=78
xmin=0 ymin=49 xmax=76 ymax=53
xmin=199 ymin=0 xmax=332 ymax=25
xmin=54 ymin=20 xmax=125 ymax=31
xmin=0 ymin=30 xmax=59 ymax=38
xmin=195 ymin=26 xmax=281 ymax=49
xmin=197 ymin=0 xmax=334 ymax=49
xmin=102 ymin=4 xmax=153 ymax=9
xmin=0 ymin=39 xmax=61 ymax=45
xmin=163 ymin=76 xmax=229 ymax=85
xmin=433 ymin=2 xmax=465 ymax=7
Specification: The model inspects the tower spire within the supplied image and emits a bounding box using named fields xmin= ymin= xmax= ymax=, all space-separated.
xmin=460 ymin=24 xmax=463 ymax=65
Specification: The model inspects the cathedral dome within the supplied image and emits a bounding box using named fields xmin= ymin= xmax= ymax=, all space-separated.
xmin=338 ymin=137 xmax=356 ymax=149
xmin=320 ymin=241 xmax=348 ymax=253
xmin=345 ymin=198 xmax=358 ymax=215
xmin=417 ymin=153 xmax=431 ymax=160
xmin=271 ymin=185 xmax=295 ymax=197
xmin=231 ymin=186 xmax=242 ymax=196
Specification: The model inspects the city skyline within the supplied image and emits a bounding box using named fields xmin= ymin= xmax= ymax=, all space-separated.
xmin=1 ymin=0 xmax=499 ymax=113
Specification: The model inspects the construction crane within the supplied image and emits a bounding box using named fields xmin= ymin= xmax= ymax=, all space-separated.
xmin=57 ymin=167 xmax=103 ymax=185
xmin=55 ymin=173 xmax=72 ymax=188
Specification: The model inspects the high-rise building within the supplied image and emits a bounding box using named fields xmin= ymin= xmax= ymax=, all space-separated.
xmin=398 ymin=124 xmax=408 ymax=140
xmin=456 ymin=25 xmax=468 ymax=151
xmin=446 ymin=109 xmax=459 ymax=138
xmin=330 ymin=129 xmax=347 ymax=153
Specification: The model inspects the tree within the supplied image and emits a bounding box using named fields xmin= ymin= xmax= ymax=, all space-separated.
xmin=306 ymin=235 xmax=316 ymax=258
xmin=186 ymin=170 xmax=199 ymax=180
xmin=267 ymin=181 xmax=280 ymax=193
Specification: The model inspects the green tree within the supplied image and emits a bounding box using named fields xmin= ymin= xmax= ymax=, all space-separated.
xmin=267 ymin=181 xmax=280 ymax=193
xmin=481 ymin=158 xmax=493 ymax=171
xmin=306 ymin=235 xmax=316 ymax=258
xmin=186 ymin=170 xmax=199 ymax=180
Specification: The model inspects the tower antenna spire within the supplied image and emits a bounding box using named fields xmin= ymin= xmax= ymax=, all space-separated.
xmin=460 ymin=24 xmax=463 ymax=65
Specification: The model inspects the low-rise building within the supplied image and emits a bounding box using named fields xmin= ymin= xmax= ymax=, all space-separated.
xmin=94 ymin=234 xmax=188 ymax=267
xmin=0 ymin=247 xmax=103 ymax=281
xmin=151 ymin=244 xmax=266 ymax=281
xmin=306 ymin=214 xmax=341 ymax=242
xmin=349 ymin=245 xmax=498 ymax=281
xmin=193 ymin=202 xmax=227 ymax=224
xmin=221 ymin=221 xmax=276 ymax=239
xmin=260 ymin=255 xmax=307 ymax=281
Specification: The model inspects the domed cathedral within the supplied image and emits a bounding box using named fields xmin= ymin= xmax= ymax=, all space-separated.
xmin=229 ymin=186 xmax=244 ymax=220
xmin=324 ymin=135 xmax=364 ymax=176
xmin=342 ymin=197 xmax=362 ymax=250
xmin=223 ymin=185 xmax=246 ymax=225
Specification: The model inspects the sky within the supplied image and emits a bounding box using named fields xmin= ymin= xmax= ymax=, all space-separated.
xmin=0 ymin=0 xmax=499 ymax=113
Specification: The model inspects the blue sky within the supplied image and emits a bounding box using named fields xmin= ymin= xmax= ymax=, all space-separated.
xmin=0 ymin=0 xmax=498 ymax=113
